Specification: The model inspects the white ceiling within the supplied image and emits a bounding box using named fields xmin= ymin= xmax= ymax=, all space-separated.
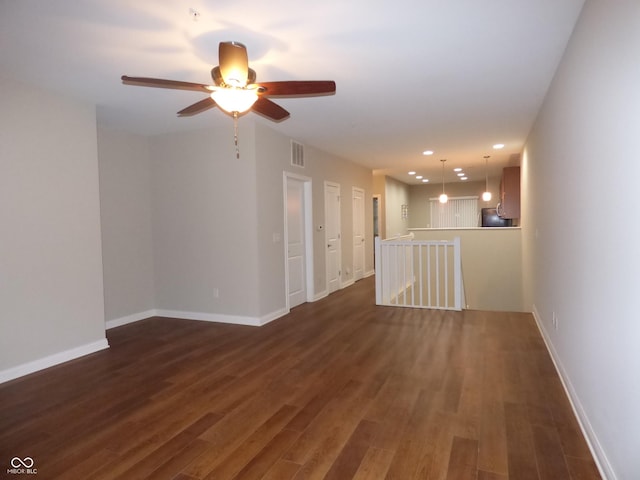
xmin=0 ymin=0 xmax=585 ymax=184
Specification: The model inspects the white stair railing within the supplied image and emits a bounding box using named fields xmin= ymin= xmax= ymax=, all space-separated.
xmin=375 ymin=235 xmax=463 ymax=311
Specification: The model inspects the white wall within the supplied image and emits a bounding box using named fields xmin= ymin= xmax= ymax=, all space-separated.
xmin=254 ymin=122 xmax=374 ymax=302
xmin=0 ymin=77 xmax=107 ymax=378
xmin=522 ymin=2 xmax=640 ymax=478
xmin=97 ymin=127 xmax=155 ymax=323
xmin=384 ymin=176 xmax=410 ymax=238
xmin=150 ymin=126 xmax=261 ymax=319
xmin=96 ymin=119 xmax=373 ymax=328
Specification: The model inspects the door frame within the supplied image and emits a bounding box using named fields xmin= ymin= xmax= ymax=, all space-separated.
xmin=324 ymin=181 xmax=342 ymax=294
xmin=352 ymin=186 xmax=365 ymax=282
xmin=283 ymin=172 xmax=314 ymax=310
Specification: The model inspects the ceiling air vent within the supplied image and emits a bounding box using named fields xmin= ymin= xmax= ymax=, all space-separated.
xmin=291 ymin=141 xmax=305 ymax=168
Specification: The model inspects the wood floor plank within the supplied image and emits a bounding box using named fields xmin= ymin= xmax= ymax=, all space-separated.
xmin=351 ymin=447 xmax=395 ymax=480
xmin=383 ymin=389 xmax=440 ymax=479
xmin=531 ymin=424 xmax=571 ymax=480
xmin=180 ymin=391 xmax=291 ymax=478
xmin=282 ymin=380 xmax=366 ymax=465
xmin=229 ymin=428 xmax=300 ymax=480
xmin=323 ymin=419 xmax=380 ymax=480
xmin=445 ymin=436 xmax=479 ymax=480
xmin=201 ymin=404 xmax=299 ymax=480
xmin=368 ymin=379 xmax=421 ymax=451
xmin=477 ymin=471 xmax=509 ymax=480
xmin=0 ymin=277 xmax=600 ymax=480
xmin=145 ymin=438 xmax=212 ymax=480
xmin=565 ymin=455 xmax=602 ymax=480
xmin=260 ymin=459 xmax=302 ymax=480
xmin=113 ymin=413 xmax=224 ymax=480
xmin=478 ymin=399 xmax=508 ymax=476
xmin=54 ymin=448 xmax=118 ymax=480
xmin=287 ymin=383 xmax=375 ymax=479
xmin=504 ymin=402 xmax=539 ymax=480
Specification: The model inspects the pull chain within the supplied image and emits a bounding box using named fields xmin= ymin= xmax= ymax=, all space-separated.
xmin=233 ymin=111 xmax=240 ymax=159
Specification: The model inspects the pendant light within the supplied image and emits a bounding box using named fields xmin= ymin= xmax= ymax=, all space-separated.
xmin=439 ymin=159 xmax=448 ymax=204
xmin=482 ymin=155 xmax=492 ymax=202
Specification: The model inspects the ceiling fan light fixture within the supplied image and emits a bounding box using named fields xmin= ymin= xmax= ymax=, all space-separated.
xmin=219 ymin=41 xmax=250 ymax=87
xmin=210 ymin=88 xmax=258 ymax=114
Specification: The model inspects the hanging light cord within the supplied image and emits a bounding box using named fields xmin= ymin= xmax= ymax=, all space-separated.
xmin=484 ymin=155 xmax=490 ymax=190
xmin=233 ymin=111 xmax=240 ymax=159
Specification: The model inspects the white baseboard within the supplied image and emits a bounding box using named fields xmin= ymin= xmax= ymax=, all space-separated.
xmin=107 ymin=306 xmax=290 ymax=330
xmin=155 ymin=308 xmax=290 ymax=327
xmin=3 ymin=305 xmax=292 ymax=384
xmin=531 ymin=305 xmax=614 ymax=480
xmin=155 ymin=309 xmax=261 ymax=327
xmin=313 ymin=290 xmax=328 ymax=302
xmin=364 ymin=269 xmax=375 ymax=278
xmin=341 ymin=279 xmax=355 ymax=289
xmin=259 ymin=308 xmax=289 ymax=326
xmin=0 ymin=338 xmax=110 ymax=385
xmin=106 ymin=309 xmax=157 ymax=330
xmin=0 ymin=306 xmax=288 ymax=385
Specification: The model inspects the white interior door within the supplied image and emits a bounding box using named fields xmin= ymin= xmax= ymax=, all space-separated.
xmin=353 ymin=187 xmax=365 ymax=281
xmin=325 ymin=182 xmax=341 ymax=294
xmin=286 ymin=177 xmax=306 ymax=308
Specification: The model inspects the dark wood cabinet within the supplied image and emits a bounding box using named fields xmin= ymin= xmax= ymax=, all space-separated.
xmin=498 ymin=166 xmax=520 ymax=219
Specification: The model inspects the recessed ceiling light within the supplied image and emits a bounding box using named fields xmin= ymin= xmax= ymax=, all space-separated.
xmin=453 ymin=167 xmax=462 ymax=172
xmin=408 ymin=171 xmax=416 ymax=175
xmin=416 ymin=175 xmax=423 ymax=179
xmin=422 ymin=150 xmax=434 ymax=156
xmin=493 ymin=143 xmax=505 ymax=149
xmin=422 ymin=179 xmax=429 ymax=183
xmin=457 ymin=172 xmax=465 ymax=177
xmin=460 ymin=177 xmax=468 ymax=181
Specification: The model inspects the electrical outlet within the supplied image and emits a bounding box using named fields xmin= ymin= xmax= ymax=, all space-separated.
xmin=213 ymin=288 xmax=219 ymax=299
xmin=552 ymin=312 xmax=558 ymax=331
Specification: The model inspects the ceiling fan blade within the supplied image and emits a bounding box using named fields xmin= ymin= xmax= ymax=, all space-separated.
xmin=177 ymin=97 xmax=217 ymax=117
xmin=251 ymin=97 xmax=290 ymax=121
xmin=218 ymin=41 xmax=249 ymax=87
xmin=122 ymin=76 xmax=212 ymax=92
xmin=257 ymin=81 xmax=336 ymax=97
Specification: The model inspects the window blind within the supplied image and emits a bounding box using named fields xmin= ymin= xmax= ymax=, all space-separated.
xmin=429 ymin=196 xmax=479 ymax=228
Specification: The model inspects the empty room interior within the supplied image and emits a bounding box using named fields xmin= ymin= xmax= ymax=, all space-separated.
xmin=1 ymin=1 xmax=639 ymax=479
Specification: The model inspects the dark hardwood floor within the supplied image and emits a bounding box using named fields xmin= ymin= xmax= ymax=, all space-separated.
xmin=0 ymin=277 xmax=601 ymax=479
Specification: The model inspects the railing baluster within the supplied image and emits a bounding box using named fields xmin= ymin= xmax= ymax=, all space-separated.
xmin=453 ymin=236 xmax=461 ymax=310
xmin=435 ymin=244 xmax=440 ymax=308
xmin=427 ymin=244 xmax=432 ymax=308
xmin=399 ymin=244 xmax=404 ymax=305
xmin=375 ymin=236 xmax=462 ymax=311
xmin=418 ymin=244 xmax=423 ymax=307
xmin=444 ymin=243 xmax=449 ymax=308
xmin=392 ymin=244 xmax=397 ymax=304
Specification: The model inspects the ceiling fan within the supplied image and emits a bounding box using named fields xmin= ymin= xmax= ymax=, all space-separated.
xmin=121 ymin=41 xmax=336 ymax=122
